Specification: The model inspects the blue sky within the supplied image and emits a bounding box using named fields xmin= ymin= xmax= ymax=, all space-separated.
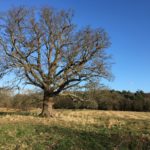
xmin=0 ymin=0 xmax=150 ymax=92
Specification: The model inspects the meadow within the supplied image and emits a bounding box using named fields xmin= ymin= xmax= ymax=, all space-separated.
xmin=0 ymin=108 xmax=150 ymax=150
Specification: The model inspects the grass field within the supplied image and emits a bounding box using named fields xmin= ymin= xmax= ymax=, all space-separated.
xmin=0 ymin=108 xmax=150 ymax=150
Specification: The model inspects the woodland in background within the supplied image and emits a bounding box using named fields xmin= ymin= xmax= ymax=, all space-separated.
xmin=0 ymin=89 xmax=150 ymax=112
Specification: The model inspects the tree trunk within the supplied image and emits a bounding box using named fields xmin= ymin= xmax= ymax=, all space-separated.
xmin=39 ymin=91 xmax=55 ymax=117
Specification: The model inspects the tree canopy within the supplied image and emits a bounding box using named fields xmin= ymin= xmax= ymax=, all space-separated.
xmin=0 ymin=7 xmax=112 ymax=116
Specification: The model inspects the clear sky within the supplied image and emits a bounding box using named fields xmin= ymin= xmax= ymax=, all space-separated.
xmin=0 ymin=0 xmax=150 ymax=92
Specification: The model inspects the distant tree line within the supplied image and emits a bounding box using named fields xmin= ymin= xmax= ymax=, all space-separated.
xmin=0 ymin=89 xmax=150 ymax=112
xmin=54 ymin=90 xmax=150 ymax=111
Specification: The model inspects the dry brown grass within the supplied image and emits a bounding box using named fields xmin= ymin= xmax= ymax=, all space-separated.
xmin=0 ymin=108 xmax=150 ymax=130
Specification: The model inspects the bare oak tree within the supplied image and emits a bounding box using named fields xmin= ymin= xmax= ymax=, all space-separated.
xmin=0 ymin=7 xmax=111 ymax=117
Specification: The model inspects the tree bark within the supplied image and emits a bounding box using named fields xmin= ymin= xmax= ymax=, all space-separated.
xmin=39 ymin=91 xmax=55 ymax=117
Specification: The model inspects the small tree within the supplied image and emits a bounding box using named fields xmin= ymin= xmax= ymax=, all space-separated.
xmin=0 ymin=7 xmax=111 ymax=117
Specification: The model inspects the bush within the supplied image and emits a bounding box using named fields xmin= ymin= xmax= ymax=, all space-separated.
xmin=0 ymin=89 xmax=12 ymax=108
xmin=12 ymin=94 xmax=30 ymax=111
xmin=97 ymin=99 xmax=113 ymax=110
xmin=12 ymin=93 xmax=42 ymax=110
xmin=74 ymin=101 xmax=82 ymax=109
xmin=80 ymin=100 xmax=98 ymax=109
xmin=53 ymin=96 xmax=75 ymax=109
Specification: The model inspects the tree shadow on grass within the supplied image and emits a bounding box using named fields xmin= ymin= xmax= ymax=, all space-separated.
xmin=31 ymin=124 xmax=150 ymax=150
